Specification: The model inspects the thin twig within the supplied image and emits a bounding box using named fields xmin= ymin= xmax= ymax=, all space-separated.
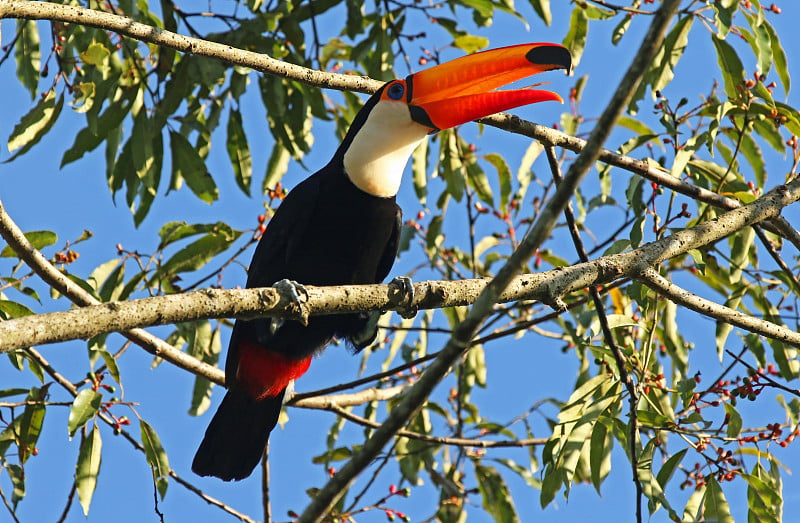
xmin=637 ymin=268 xmax=800 ymax=346
xmin=324 ymin=406 xmax=547 ymax=448
xmin=545 ymin=145 xmax=643 ymax=520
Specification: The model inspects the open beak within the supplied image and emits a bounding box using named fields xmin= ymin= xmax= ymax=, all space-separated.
xmin=406 ymin=43 xmax=572 ymax=132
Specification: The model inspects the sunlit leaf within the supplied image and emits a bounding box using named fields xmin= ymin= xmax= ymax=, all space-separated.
xmin=562 ymin=6 xmax=588 ymax=67
xmin=68 ymin=389 xmax=102 ymax=438
xmin=703 ymin=476 xmax=734 ymax=523
xmin=76 ymin=425 xmax=102 ymax=516
xmin=529 ymin=0 xmax=551 ymax=26
xmin=712 ymin=36 xmax=745 ymax=99
xmin=140 ymin=420 xmax=169 ymax=499
xmin=6 ymin=90 xmax=63 ymax=161
xmin=14 ymin=20 xmax=40 ymax=99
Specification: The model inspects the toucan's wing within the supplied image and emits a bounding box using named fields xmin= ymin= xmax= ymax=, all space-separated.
xmin=376 ymin=206 xmax=402 ymax=282
xmin=245 ymin=175 xmax=322 ymax=289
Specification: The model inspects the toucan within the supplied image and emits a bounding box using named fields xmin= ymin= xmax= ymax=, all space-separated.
xmin=192 ymin=43 xmax=572 ymax=481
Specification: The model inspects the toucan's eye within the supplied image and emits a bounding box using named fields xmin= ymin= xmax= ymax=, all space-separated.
xmin=387 ymin=82 xmax=405 ymax=100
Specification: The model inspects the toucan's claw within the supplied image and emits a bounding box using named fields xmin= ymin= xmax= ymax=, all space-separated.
xmin=273 ymin=279 xmax=310 ymax=325
xmin=390 ymin=276 xmax=417 ymax=319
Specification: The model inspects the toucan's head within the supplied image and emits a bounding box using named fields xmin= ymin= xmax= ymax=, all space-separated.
xmin=340 ymin=43 xmax=572 ymax=198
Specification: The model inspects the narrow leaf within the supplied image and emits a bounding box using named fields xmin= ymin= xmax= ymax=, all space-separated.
xmin=6 ymin=90 xmax=63 ymax=160
xmin=226 ymin=109 xmax=252 ymax=195
xmin=712 ymin=36 xmax=745 ymax=98
xmin=703 ymin=476 xmax=734 ymax=523
xmin=474 ymin=462 xmax=520 ymax=523
xmin=140 ymin=420 xmax=169 ymax=499
xmin=75 ymin=425 xmax=102 ymax=516
xmin=529 ymin=0 xmax=552 ymax=26
xmin=15 ymin=20 xmax=40 ymax=99
xmin=169 ymin=130 xmax=218 ymax=204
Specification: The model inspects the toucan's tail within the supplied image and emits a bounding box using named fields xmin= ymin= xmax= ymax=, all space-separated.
xmin=192 ymin=387 xmax=286 ymax=481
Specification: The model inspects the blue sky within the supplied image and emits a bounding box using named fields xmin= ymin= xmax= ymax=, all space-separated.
xmin=2 ymin=2 xmax=800 ymax=522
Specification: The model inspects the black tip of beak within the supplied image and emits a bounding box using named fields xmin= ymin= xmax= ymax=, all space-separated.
xmin=526 ymin=46 xmax=573 ymax=75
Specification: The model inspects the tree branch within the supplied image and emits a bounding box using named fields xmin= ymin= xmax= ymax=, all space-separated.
xmin=0 ymin=0 xmax=382 ymax=93
xmin=320 ymin=405 xmax=548 ymax=448
xmin=3 ymin=178 xmax=799 ymax=356
xmin=637 ymin=267 xmax=800 ymax=346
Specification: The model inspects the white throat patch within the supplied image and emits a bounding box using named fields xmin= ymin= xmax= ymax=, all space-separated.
xmin=343 ymin=101 xmax=429 ymax=198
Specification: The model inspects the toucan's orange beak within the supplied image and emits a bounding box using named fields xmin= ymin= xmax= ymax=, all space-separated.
xmin=404 ymin=43 xmax=572 ymax=132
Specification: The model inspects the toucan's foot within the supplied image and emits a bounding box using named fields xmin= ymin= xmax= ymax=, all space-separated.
xmin=273 ymin=279 xmax=310 ymax=325
xmin=389 ymin=276 xmax=417 ymax=319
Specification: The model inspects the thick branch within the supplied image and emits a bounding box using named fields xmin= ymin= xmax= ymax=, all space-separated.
xmin=3 ymin=180 xmax=799 ymax=356
xmin=0 ymin=0 xmax=381 ymax=94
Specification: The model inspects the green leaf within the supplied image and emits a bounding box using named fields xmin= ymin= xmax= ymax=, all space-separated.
xmin=0 ymin=300 xmax=34 ymax=319
xmin=763 ymin=19 xmax=790 ymax=95
xmin=75 ymin=425 xmax=102 ymax=516
xmin=743 ymin=12 xmax=772 ymax=76
xmin=541 ymin=376 xmax=620 ymax=506
xmin=452 ymin=35 xmax=489 ymax=54
xmin=439 ymin=130 xmax=465 ymax=202
xmin=68 ymin=389 xmax=103 ymax=438
xmin=312 ymin=446 xmax=354 ymax=463
xmin=97 ymin=348 xmax=122 ymax=385
xmin=263 ymin=142 xmax=291 ymax=194
xmin=745 ymin=462 xmax=782 ymax=523
xmin=703 ymin=476 xmax=734 ymax=523
xmin=412 ymin=138 xmax=428 ymax=204
xmin=651 ymin=16 xmax=693 ymax=94
xmin=484 ymin=153 xmax=512 ymax=213
xmin=529 ymin=0 xmax=551 ymax=26
xmin=15 ymin=20 xmax=40 ymax=99
xmin=724 ymin=403 xmax=742 ymax=438
xmin=62 ymin=86 xmax=137 ymax=168
xmin=157 ymin=221 xmax=237 ymax=249
xmin=169 ymin=130 xmax=218 ymax=204
xmin=6 ymin=90 xmax=63 ymax=161
xmin=7 ymin=464 xmax=25 ymax=506
xmin=562 ymin=6 xmax=588 ymax=67
xmin=396 ymin=409 xmax=433 ymax=485
xmin=656 ymin=448 xmax=687 ymax=490
xmin=186 ymin=322 xmax=221 ymax=416
xmin=80 ymin=42 xmax=110 ymax=66
xmin=18 ymin=387 xmax=46 ymax=463
xmin=712 ymin=36 xmax=745 ymax=99
xmin=753 ymin=118 xmax=785 ymax=153
xmin=0 ymin=230 xmax=56 ymax=257
xmin=713 ymin=0 xmax=738 ymax=39
xmin=474 ymin=462 xmax=520 ymax=523
xmin=465 ymin=158 xmax=493 ymax=207
xmin=611 ymin=12 xmax=632 ymax=45
xmin=152 ymin=230 xmax=239 ymax=288
xmin=226 ymin=109 xmax=252 ymax=196
xmin=589 ymin=419 xmax=612 ymax=492
xmin=140 ymin=420 xmax=169 ymax=499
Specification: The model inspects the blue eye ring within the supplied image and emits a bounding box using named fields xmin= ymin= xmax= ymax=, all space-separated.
xmin=387 ymin=82 xmax=405 ymax=100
